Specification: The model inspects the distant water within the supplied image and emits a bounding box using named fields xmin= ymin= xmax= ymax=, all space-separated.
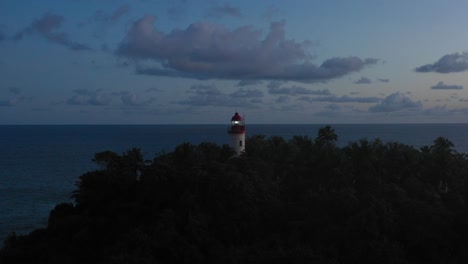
xmin=1 ymin=124 xmax=468 ymax=243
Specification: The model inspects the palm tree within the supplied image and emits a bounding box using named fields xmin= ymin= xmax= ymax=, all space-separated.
xmin=430 ymin=137 xmax=454 ymax=155
xmin=429 ymin=137 xmax=455 ymax=191
xmin=315 ymin=125 xmax=338 ymax=146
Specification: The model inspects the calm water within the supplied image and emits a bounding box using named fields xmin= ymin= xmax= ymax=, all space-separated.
xmin=1 ymin=124 xmax=468 ymax=243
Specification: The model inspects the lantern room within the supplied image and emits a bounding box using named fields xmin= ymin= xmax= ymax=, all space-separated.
xmin=228 ymin=112 xmax=245 ymax=134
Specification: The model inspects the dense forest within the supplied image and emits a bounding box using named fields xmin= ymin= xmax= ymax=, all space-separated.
xmin=3 ymin=126 xmax=468 ymax=263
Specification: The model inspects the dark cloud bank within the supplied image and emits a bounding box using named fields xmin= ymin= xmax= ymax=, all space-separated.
xmin=117 ymin=16 xmax=377 ymax=82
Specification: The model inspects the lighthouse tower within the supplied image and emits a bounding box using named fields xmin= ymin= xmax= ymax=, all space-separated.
xmin=228 ymin=112 xmax=246 ymax=156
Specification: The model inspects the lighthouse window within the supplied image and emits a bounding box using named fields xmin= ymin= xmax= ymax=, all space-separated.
xmin=239 ymin=140 xmax=243 ymax=147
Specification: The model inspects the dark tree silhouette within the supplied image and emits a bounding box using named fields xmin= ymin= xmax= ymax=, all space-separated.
xmin=3 ymin=127 xmax=468 ymax=264
xmin=315 ymin=125 xmax=338 ymax=146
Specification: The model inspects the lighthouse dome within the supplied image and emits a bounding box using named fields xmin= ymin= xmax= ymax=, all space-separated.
xmin=231 ymin=112 xmax=242 ymax=121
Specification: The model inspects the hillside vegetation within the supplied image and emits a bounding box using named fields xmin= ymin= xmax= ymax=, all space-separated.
xmin=2 ymin=126 xmax=468 ymax=263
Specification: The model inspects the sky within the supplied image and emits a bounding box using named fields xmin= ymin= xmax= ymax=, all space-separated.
xmin=2 ymin=0 xmax=468 ymax=124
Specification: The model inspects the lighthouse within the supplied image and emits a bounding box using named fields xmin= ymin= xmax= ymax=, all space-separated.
xmin=228 ymin=112 xmax=246 ymax=156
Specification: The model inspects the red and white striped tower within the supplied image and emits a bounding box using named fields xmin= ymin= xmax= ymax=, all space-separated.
xmin=227 ymin=112 xmax=246 ymax=156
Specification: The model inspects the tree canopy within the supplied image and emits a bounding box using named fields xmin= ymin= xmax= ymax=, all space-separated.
xmin=3 ymin=127 xmax=468 ymax=263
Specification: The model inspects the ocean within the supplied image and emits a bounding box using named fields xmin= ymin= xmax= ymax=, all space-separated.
xmin=1 ymin=124 xmax=468 ymax=243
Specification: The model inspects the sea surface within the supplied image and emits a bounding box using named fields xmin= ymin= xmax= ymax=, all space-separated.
xmin=2 ymin=124 xmax=468 ymax=243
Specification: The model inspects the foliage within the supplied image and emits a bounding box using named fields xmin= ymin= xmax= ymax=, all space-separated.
xmin=3 ymin=129 xmax=468 ymax=263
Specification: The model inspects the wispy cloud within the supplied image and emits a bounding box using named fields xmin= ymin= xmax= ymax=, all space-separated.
xmin=269 ymin=85 xmax=331 ymax=96
xmin=423 ymin=105 xmax=451 ymax=116
xmin=0 ymin=99 xmax=17 ymax=107
xmin=15 ymin=13 xmax=90 ymax=51
xmin=110 ymin=4 xmax=131 ymax=22
xmin=8 ymin=87 xmax=21 ymax=95
xmin=114 ymin=91 xmax=155 ymax=106
xmin=299 ymin=95 xmax=381 ymax=103
xmin=117 ymin=17 xmax=377 ymax=82
xmin=145 ymin=87 xmax=161 ymax=93
xmin=0 ymin=87 xmax=28 ymax=106
xmin=177 ymin=84 xmax=260 ymax=108
xmin=431 ymin=81 xmax=463 ymax=90
xmin=275 ymin=95 xmax=290 ymax=103
xmin=230 ymin=88 xmax=264 ymax=98
xmin=66 ymin=89 xmax=111 ymax=106
xmin=324 ymin=104 xmax=342 ymax=111
xmin=236 ymin=80 xmax=262 ymax=87
xmin=205 ymin=3 xmax=242 ymax=18
xmin=92 ymin=4 xmax=131 ymax=23
xmin=354 ymin=77 xmax=372 ymax=84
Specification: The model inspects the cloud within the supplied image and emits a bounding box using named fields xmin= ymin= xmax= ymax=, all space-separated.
xmin=268 ymin=85 xmax=331 ymax=96
xmin=93 ymin=4 xmax=131 ymax=23
xmin=110 ymin=4 xmax=131 ymax=22
xmin=378 ymin=78 xmax=389 ymax=83
xmin=354 ymin=77 xmax=371 ymax=84
xmin=145 ymin=87 xmax=161 ymax=93
xmin=275 ymin=95 xmax=290 ymax=103
xmin=415 ymin=52 xmax=468 ymax=73
xmin=67 ymin=89 xmax=111 ymax=106
xmin=266 ymin=81 xmax=285 ymax=89
xmin=15 ymin=13 xmax=90 ymax=51
xmin=312 ymin=107 xmax=364 ymax=119
xmin=324 ymin=104 xmax=342 ymax=111
xmin=118 ymin=91 xmax=155 ymax=106
xmin=205 ymin=3 xmax=242 ymax=18
xmin=0 ymin=88 xmax=27 ymax=106
xmin=298 ymin=95 xmax=381 ymax=103
xmin=8 ymin=87 xmax=21 ymax=95
xmin=277 ymin=104 xmax=303 ymax=111
xmin=178 ymin=84 xmax=259 ymax=108
xmin=189 ymin=84 xmax=222 ymax=96
xmin=117 ymin=17 xmax=377 ymax=82
xmin=423 ymin=105 xmax=451 ymax=116
xmin=0 ymin=97 xmax=23 ymax=106
xmin=368 ymin=92 xmax=422 ymax=112
xmin=230 ymin=88 xmax=264 ymax=98
xmin=89 ymin=5 xmax=131 ymax=41
xmin=236 ymin=80 xmax=262 ymax=86
xmin=0 ymin=99 xmax=17 ymax=106
xmin=431 ymin=81 xmax=463 ymax=90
